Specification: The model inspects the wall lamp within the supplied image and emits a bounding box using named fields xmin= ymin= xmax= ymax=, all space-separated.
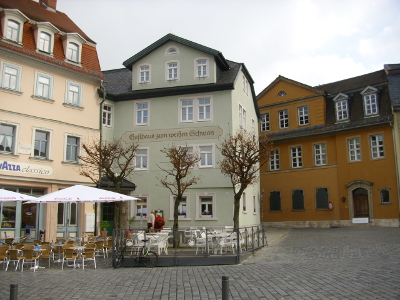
xmin=341 ymin=196 xmax=346 ymax=203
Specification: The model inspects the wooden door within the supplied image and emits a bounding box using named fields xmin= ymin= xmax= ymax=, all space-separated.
xmin=353 ymin=188 xmax=369 ymax=218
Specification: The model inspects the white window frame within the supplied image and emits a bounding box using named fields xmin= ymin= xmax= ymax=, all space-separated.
xmin=196 ymin=193 xmax=216 ymax=220
xmin=133 ymin=196 xmax=148 ymax=218
xmin=1 ymin=10 xmax=28 ymax=44
xmin=179 ymin=96 xmax=213 ymax=123
xmin=261 ymin=113 xmax=270 ymax=132
xmin=166 ymin=61 xmax=179 ymax=81
xmin=279 ymin=109 xmax=289 ymax=129
xmin=198 ymin=98 xmax=211 ymax=121
xmin=65 ymin=81 xmax=82 ymax=107
xmin=1 ymin=62 xmax=22 ymax=92
xmin=32 ymin=127 xmax=52 ymax=160
xmin=31 ymin=22 xmax=58 ymax=55
xmin=138 ymin=64 xmax=151 ymax=84
xmin=170 ymin=194 xmax=190 ymax=220
xmin=6 ymin=19 xmax=20 ymax=42
xmin=0 ymin=122 xmax=18 ymax=155
xmin=34 ymin=72 xmax=53 ymax=100
xmin=64 ymin=134 xmax=81 ymax=163
xmin=239 ymin=104 xmax=247 ymax=128
xmin=135 ymin=101 xmax=149 ymax=126
xmin=298 ymin=106 xmax=309 ymax=126
xmin=314 ymin=143 xmax=327 ymax=166
xmin=61 ymin=33 xmax=86 ymax=65
xmin=348 ymin=137 xmax=361 ymax=162
xmin=270 ymin=149 xmax=280 ymax=171
xmin=243 ymin=74 xmax=249 ymax=95
xmin=135 ymin=148 xmax=148 ymax=171
xmin=199 ymin=145 xmax=214 ymax=168
xmin=290 ymin=146 xmax=302 ymax=168
xmin=195 ymin=58 xmax=208 ymax=78
xmin=333 ymin=93 xmax=350 ymax=122
xmin=166 ymin=46 xmax=179 ymax=55
xmin=252 ymin=119 xmax=255 ymax=134
xmin=370 ymin=134 xmax=384 ymax=159
xmin=253 ymin=195 xmax=257 ymax=214
xmin=361 ymin=86 xmax=379 ymax=117
xmin=102 ymin=103 xmax=113 ymax=128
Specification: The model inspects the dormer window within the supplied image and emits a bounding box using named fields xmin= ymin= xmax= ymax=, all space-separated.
xmin=1 ymin=9 xmax=29 ymax=44
xmin=61 ymin=33 xmax=86 ymax=65
xmin=361 ymin=86 xmax=379 ymax=117
xmin=32 ymin=22 xmax=59 ymax=55
xmin=67 ymin=42 xmax=79 ymax=62
xmin=7 ymin=20 xmax=20 ymax=42
xmin=333 ymin=93 xmax=350 ymax=122
xmin=166 ymin=47 xmax=178 ymax=55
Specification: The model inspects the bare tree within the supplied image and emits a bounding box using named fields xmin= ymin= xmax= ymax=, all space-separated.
xmin=78 ymin=138 xmax=139 ymax=229
xmin=217 ymin=129 xmax=273 ymax=229
xmin=157 ymin=145 xmax=201 ymax=247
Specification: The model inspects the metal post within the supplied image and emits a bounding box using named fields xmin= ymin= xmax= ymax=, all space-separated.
xmin=222 ymin=276 xmax=229 ymax=300
xmin=10 ymin=284 xmax=18 ymax=300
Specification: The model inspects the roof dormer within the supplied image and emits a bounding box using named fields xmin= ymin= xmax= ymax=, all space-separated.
xmin=61 ymin=33 xmax=86 ymax=66
xmin=333 ymin=93 xmax=350 ymax=122
xmin=0 ymin=9 xmax=29 ymax=45
xmin=31 ymin=22 xmax=59 ymax=55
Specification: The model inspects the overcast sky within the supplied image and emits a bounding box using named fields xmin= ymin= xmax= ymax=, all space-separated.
xmin=57 ymin=0 xmax=400 ymax=94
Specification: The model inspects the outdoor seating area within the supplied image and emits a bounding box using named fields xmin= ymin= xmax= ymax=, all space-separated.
xmin=113 ymin=225 xmax=267 ymax=267
xmin=0 ymin=235 xmax=114 ymax=271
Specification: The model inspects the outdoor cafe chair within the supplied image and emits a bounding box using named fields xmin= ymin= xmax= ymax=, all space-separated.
xmin=218 ymin=232 xmax=237 ymax=254
xmin=14 ymin=243 xmax=24 ymax=250
xmin=52 ymin=244 xmax=64 ymax=262
xmin=5 ymin=238 xmax=14 ymax=247
xmin=23 ymin=244 xmax=34 ymax=250
xmin=103 ymin=237 xmax=113 ymax=258
xmin=5 ymin=249 xmax=24 ymax=271
xmin=81 ymin=248 xmax=96 ymax=269
xmin=39 ymin=244 xmax=52 ymax=268
xmin=33 ymin=239 xmax=42 ymax=245
xmin=0 ymin=245 xmax=8 ymax=269
xmin=21 ymin=249 xmax=39 ymax=272
xmin=94 ymin=240 xmax=105 ymax=258
xmin=56 ymin=239 xmax=66 ymax=244
xmin=62 ymin=248 xmax=77 ymax=270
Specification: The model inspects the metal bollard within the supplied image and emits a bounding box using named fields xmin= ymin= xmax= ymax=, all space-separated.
xmin=10 ymin=283 xmax=18 ymax=300
xmin=222 ymin=276 xmax=229 ymax=300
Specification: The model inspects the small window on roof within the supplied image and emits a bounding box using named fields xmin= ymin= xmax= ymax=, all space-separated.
xmin=278 ymin=91 xmax=287 ymax=97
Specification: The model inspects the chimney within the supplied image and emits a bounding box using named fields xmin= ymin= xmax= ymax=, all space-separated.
xmin=39 ymin=0 xmax=57 ymax=11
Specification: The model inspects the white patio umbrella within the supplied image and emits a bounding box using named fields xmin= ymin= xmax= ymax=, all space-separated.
xmin=25 ymin=185 xmax=139 ymax=203
xmin=0 ymin=189 xmax=37 ymax=201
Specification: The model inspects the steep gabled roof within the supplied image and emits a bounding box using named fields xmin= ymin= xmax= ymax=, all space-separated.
xmin=0 ymin=0 xmax=95 ymax=43
xmin=315 ymin=70 xmax=387 ymax=95
xmin=103 ymin=60 xmax=241 ymax=101
xmin=123 ymin=34 xmax=230 ymax=71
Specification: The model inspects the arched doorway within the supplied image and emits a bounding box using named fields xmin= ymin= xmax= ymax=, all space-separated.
xmin=352 ymin=188 xmax=369 ymax=218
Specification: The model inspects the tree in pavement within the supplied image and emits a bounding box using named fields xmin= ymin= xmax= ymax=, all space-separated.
xmin=157 ymin=145 xmax=201 ymax=247
xmin=217 ymin=128 xmax=273 ymax=229
xmin=78 ymin=138 xmax=139 ymax=229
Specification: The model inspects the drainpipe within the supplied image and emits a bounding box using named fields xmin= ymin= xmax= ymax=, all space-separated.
xmin=95 ymin=80 xmax=107 ymax=235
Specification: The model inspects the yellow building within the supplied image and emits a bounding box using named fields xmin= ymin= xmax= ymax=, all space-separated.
xmin=0 ymin=0 xmax=104 ymax=241
xmin=258 ymin=71 xmax=399 ymax=228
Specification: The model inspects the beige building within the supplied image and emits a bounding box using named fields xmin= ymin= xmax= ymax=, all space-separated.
xmin=0 ymin=0 xmax=104 ymax=242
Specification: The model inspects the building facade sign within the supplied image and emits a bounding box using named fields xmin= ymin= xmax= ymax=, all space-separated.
xmin=122 ymin=126 xmax=223 ymax=143
xmin=0 ymin=160 xmax=53 ymax=176
xmin=18 ymin=143 xmax=32 ymax=155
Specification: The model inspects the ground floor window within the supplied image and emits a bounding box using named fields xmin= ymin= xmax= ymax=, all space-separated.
xmin=135 ymin=197 xmax=147 ymax=217
xmin=269 ymin=191 xmax=281 ymax=211
xmin=316 ymin=188 xmax=329 ymax=209
xmin=292 ymin=189 xmax=304 ymax=210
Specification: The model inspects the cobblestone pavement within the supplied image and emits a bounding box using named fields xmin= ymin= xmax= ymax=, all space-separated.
xmin=1 ymin=227 xmax=399 ymax=300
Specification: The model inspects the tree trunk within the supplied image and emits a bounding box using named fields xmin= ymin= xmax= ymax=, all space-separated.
xmin=173 ymin=198 xmax=180 ymax=248
xmin=233 ymin=193 xmax=241 ymax=229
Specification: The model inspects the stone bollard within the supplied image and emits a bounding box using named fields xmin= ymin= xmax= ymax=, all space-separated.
xmin=222 ymin=276 xmax=229 ymax=300
xmin=10 ymin=283 xmax=18 ymax=300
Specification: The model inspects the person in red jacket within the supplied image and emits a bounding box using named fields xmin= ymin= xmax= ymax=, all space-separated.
xmin=154 ymin=213 xmax=165 ymax=232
